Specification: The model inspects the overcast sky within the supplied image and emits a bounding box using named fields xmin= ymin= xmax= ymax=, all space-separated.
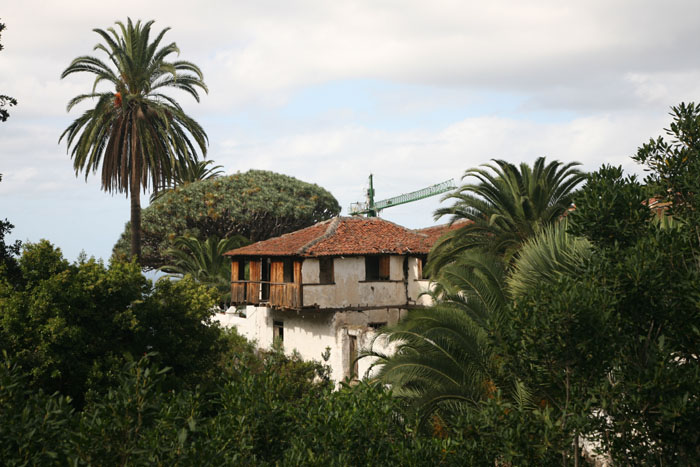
xmin=2 ymin=1 xmax=700 ymax=262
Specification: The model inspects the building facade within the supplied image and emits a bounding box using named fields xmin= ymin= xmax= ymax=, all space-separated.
xmin=214 ymin=216 xmax=452 ymax=382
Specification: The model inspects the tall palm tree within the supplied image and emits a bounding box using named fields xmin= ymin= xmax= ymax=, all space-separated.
xmin=426 ymin=157 xmax=584 ymax=276
xmin=60 ymin=18 xmax=208 ymax=261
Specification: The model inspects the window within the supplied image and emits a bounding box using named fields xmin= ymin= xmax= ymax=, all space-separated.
xmin=365 ymin=255 xmax=390 ymax=281
xmin=237 ymin=260 xmax=250 ymax=280
xmin=261 ymin=258 xmax=271 ymax=301
xmin=282 ymin=259 xmax=294 ymax=283
xmin=273 ymin=320 xmax=284 ymax=343
xmin=319 ymin=257 xmax=334 ymax=284
xmin=417 ymin=257 xmax=427 ymax=279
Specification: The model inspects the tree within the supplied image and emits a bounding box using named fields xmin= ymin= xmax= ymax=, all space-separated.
xmin=151 ymin=159 xmax=224 ymax=201
xmin=159 ymin=235 xmax=248 ymax=305
xmin=367 ymin=219 xmax=597 ymax=462
xmin=60 ymin=18 xmax=208 ymax=262
xmin=0 ymin=240 xmax=223 ymax=405
xmin=112 ymin=170 xmax=341 ymax=270
xmin=427 ymin=157 xmax=584 ymax=275
xmin=565 ymin=162 xmax=700 ymax=464
xmin=506 ymin=220 xmax=591 ymax=298
xmin=0 ymin=176 xmax=21 ymax=285
xmin=367 ymin=250 xmax=508 ymax=424
xmin=0 ymin=19 xmax=17 ymax=123
xmin=634 ymin=102 xmax=700 ymax=228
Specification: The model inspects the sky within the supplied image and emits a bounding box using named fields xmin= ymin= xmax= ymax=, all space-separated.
xmin=2 ymin=0 xmax=700 ymax=262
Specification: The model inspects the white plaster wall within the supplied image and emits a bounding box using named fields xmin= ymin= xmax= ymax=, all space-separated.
xmin=303 ymin=256 xmax=407 ymax=309
xmin=270 ymin=309 xmax=339 ymax=373
xmin=332 ymin=308 xmax=405 ymax=381
xmin=215 ymin=305 xmax=407 ymax=384
xmin=389 ymin=255 xmax=404 ymax=281
xmin=357 ymin=329 xmax=396 ymax=380
xmin=406 ymin=257 xmax=435 ymax=306
xmin=214 ymin=305 xmax=273 ymax=348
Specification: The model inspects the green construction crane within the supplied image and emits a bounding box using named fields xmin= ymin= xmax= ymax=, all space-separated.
xmin=349 ymin=174 xmax=456 ymax=217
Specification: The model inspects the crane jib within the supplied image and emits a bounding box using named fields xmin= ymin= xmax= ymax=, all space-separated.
xmin=349 ymin=177 xmax=456 ymax=216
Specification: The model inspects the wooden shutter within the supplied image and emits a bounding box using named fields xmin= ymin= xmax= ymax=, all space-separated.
xmin=271 ymin=261 xmax=284 ymax=283
xmin=231 ymin=260 xmax=239 ymax=281
xmin=294 ymin=260 xmax=303 ymax=308
xmin=270 ymin=261 xmax=284 ymax=306
xmin=379 ymin=255 xmax=390 ymax=280
xmin=248 ymin=260 xmax=261 ymax=304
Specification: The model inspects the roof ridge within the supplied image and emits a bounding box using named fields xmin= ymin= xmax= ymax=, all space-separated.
xmin=299 ymin=217 xmax=341 ymax=254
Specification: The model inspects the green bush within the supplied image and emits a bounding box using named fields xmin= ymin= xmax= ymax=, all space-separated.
xmin=0 ymin=241 xmax=223 ymax=405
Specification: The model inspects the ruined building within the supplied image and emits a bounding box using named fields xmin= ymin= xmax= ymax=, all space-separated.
xmin=214 ymin=216 xmax=454 ymax=382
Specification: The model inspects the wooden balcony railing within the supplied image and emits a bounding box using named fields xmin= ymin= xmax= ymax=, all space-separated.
xmin=231 ymin=281 xmax=302 ymax=309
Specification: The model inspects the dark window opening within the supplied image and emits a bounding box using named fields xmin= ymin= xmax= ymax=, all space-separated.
xmin=319 ymin=257 xmax=334 ymax=284
xmin=262 ymin=258 xmax=271 ymax=301
xmin=273 ymin=320 xmax=284 ymax=343
xmin=283 ymin=259 xmax=294 ymax=283
xmin=368 ymin=322 xmax=387 ymax=331
xmin=365 ymin=255 xmax=390 ymax=281
xmin=348 ymin=335 xmax=359 ymax=380
xmin=237 ymin=260 xmax=250 ymax=280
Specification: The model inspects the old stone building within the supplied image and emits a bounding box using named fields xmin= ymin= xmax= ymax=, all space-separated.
xmin=214 ymin=216 xmax=454 ymax=382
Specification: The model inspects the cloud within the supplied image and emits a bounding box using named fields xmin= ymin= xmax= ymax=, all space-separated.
xmin=1 ymin=0 xmax=697 ymax=261
xmin=214 ymin=112 xmax=667 ymax=222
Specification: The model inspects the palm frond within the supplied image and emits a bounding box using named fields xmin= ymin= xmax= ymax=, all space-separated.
xmin=426 ymin=157 xmax=585 ymax=276
xmin=507 ymin=221 xmax=592 ymax=298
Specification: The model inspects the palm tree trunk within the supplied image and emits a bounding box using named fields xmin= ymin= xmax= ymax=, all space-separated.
xmin=130 ymin=124 xmax=141 ymax=262
xmin=130 ymin=182 xmax=141 ymax=262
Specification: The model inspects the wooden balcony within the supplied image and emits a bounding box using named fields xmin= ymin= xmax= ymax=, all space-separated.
xmin=231 ymin=281 xmax=302 ymax=309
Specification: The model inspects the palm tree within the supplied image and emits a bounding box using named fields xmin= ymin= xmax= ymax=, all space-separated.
xmin=426 ymin=157 xmax=584 ymax=276
xmin=159 ymin=235 xmax=248 ymax=305
xmin=506 ymin=220 xmax=591 ymax=298
xmin=366 ymin=250 xmax=508 ymax=424
xmin=60 ymin=18 xmax=208 ymax=261
xmin=366 ymin=223 xmax=592 ymax=425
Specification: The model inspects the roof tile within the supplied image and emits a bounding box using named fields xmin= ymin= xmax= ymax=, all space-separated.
xmin=224 ymin=216 xmax=458 ymax=257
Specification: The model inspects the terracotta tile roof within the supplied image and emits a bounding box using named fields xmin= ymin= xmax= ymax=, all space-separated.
xmin=224 ymin=216 xmax=453 ymax=257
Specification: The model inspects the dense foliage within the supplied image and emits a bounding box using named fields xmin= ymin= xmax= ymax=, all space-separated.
xmin=113 ymin=170 xmax=341 ymax=269
xmin=0 ymin=241 xmax=223 ymax=405
xmin=160 ymin=235 xmax=248 ymax=305
xmin=371 ymin=105 xmax=700 ymax=465
xmin=1 ymin=336 xmax=466 ymax=465
xmin=151 ymin=159 xmax=225 ymax=201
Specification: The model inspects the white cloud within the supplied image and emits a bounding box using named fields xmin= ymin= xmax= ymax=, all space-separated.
xmin=7 ymin=0 xmax=699 ymax=109
xmin=1 ymin=0 xmax=697 ymax=261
